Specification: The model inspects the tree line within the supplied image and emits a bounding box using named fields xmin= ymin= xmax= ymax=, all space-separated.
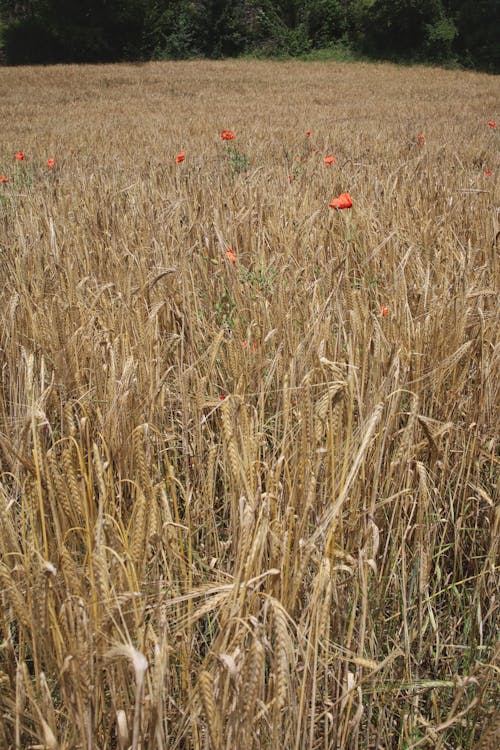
xmin=1 ymin=1 xmax=498 ymax=72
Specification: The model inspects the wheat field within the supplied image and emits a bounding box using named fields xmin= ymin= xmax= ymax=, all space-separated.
xmin=0 ymin=59 xmax=499 ymax=749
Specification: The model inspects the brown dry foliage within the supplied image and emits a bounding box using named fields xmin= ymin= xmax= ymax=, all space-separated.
xmin=0 ymin=59 xmax=498 ymax=749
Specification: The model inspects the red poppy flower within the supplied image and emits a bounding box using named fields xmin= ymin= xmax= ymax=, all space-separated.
xmin=417 ymin=134 xmax=425 ymax=147
xmin=484 ymin=168 xmax=493 ymax=176
xmin=242 ymin=340 xmax=257 ymax=352
xmin=221 ymin=130 xmax=235 ymax=141
xmin=305 ymin=130 xmax=311 ymax=137
xmin=487 ymin=121 xmax=497 ymax=129
xmin=0 ymin=175 xmax=8 ymax=184
xmin=47 ymin=158 xmax=55 ymax=169
xmin=324 ymin=155 xmax=335 ymax=166
xmin=226 ymin=246 xmax=236 ymax=266
xmin=175 ymin=151 xmax=185 ymax=163
xmin=15 ymin=151 xmax=25 ymax=161
xmin=329 ymin=192 xmax=353 ymax=210
xmin=379 ymin=305 xmax=388 ymax=317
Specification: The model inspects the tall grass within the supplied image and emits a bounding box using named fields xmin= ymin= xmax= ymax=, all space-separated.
xmin=0 ymin=59 xmax=498 ymax=749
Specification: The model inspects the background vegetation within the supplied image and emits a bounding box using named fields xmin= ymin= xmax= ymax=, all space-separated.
xmin=0 ymin=0 xmax=499 ymax=72
xmin=0 ymin=58 xmax=498 ymax=749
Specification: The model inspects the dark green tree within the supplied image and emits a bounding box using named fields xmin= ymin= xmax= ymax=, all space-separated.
xmin=0 ymin=0 xmax=147 ymax=63
xmin=196 ymin=0 xmax=246 ymax=57
xmin=357 ymin=0 xmax=455 ymax=61
xmin=445 ymin=0 xmax=500 ymax=71
xmin=143 ymin=0 xmax=205 ymax=59
xmin=302 ymin=0 xmax=346 ymax=47
xmin=237 ymin=1 xmax=290 ymax=55
xmin=0 ymin=0 xmax=498 ymax=69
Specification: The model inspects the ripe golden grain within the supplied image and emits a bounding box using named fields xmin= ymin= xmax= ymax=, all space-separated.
xmin=0 ymin=58 xmax=497 ymax=749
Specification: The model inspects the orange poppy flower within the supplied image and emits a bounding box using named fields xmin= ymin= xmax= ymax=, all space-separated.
xmin=329 ymin=192 xmax=353 ymax=210
xmin=47 ymin=158 xmax=55 ymax=169
xmin=487 ymin=121 xmax=497 ymax=129
xmin=0 ymin=175 xmax=8 ymax=184
xmin=305 ymin=130 xmax=311 ymax=137
xmin=226 ymin=246 xmax=236 ymax=266
xmin=379 ymin=305 xmax=388 ymax=317
xmin=324 ymin=155 xmax=335 ymax=166
xmin=221 ymin=130 xmax=235 ymax=141
xmin=484 ymin=168 xmax=493 ymax=176
xmin=15 ymin=151 xmax=25 ymax=161
xmin=175 ymin=151 xmax=185 ymax=163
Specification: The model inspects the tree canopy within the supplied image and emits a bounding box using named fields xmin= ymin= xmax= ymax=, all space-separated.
xmin=0 ymin=0 xmax=498 ymax=72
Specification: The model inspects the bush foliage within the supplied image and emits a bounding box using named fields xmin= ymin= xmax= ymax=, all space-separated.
xmin=0 ymin=0 xmax=498 ymax=71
